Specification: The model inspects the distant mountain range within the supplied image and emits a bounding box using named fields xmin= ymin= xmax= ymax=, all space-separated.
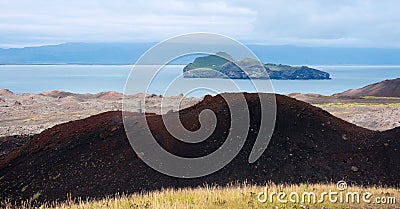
xmin=1 ymin=42 xmax=400 ymax=65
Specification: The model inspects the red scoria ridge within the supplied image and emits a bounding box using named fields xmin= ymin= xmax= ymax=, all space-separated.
xmin=0 ymin=93 xmax=398 ymax=204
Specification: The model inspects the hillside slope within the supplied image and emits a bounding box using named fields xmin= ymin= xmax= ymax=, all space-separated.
xmin=335 ymin=78 xmax=400 ymax=98
xmin=0 ymin=93 xmax=398 ymax=204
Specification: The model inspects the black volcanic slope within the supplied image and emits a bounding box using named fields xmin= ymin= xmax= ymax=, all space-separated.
xmin=0 ymin=93 xmax=399 ymax=204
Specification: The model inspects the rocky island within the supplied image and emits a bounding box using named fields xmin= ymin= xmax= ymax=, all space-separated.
xmin=183 ymin=52 xmax=330 ymax=80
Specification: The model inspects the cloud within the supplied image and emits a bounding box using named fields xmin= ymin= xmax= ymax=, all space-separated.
xmin=245 ymin=0 xmax=400 ymax=47
xmin=0 ymin=0 xmax=399 ymax=47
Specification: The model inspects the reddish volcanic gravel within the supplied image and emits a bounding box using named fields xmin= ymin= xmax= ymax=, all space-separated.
xmin=0 ymin=93 xmax=399 ymax=204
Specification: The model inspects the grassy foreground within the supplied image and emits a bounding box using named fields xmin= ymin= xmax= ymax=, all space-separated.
xmin=3 ymin=183 xmax=399 ymax=209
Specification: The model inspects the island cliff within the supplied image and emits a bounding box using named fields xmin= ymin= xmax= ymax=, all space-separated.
xmin=183 ymin=52 xmax=330 ymax=80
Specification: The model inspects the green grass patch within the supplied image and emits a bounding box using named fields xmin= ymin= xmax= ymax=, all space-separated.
xmin=362 ymin=96 xmax=400 ymax=99
xmin=316 ymin=102 xmax=400 ymax=108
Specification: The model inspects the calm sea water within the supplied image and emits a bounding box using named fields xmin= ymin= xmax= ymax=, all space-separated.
xmin=0 ymin=65 xmax=399 ymax=97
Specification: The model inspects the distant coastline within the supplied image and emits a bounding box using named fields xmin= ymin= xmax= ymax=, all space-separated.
xmin=2 ymin=43 xmax=400 ymax=65
xmin=0 ymin=63 xmax=137 ymax=66
xmin=2 ymin=63 xmax=400 ymax=67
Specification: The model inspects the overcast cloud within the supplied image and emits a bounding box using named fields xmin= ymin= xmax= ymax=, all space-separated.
xmin=0 ymin=0 xmax=399 ymax=48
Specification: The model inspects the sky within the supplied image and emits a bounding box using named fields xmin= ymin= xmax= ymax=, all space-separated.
xmin=0 ymin=0 xmax=400 ymax=48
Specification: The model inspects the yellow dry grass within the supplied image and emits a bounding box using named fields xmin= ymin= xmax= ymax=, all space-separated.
xmin=3 ymin=183 xmax=399 ymax=209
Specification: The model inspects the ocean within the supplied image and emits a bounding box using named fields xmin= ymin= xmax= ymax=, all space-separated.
xmin=0 ymin=65 xmax=399 ymax=97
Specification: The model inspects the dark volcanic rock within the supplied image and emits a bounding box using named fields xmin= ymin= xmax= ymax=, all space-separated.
xmin=0 ymin=93 xmax=398 ymax=204
xmin=0 ymin=135 xmax=33 ymax=157
xmin=13 ymin=101 xmax=22 ymax=106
